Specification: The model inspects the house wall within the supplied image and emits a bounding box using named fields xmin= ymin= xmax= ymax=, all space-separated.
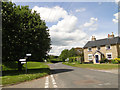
xmin=84 ymin=44 xmax=118 ymax=62
xmin=118 ymin=44 xmax=120 ymax=57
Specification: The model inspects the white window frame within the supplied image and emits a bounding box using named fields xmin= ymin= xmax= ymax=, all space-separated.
xmin=88 ymin=54 xmax=93 ymax=60
xmin=105 ymin=45 xmax=111 ymax=50
xmin=106 ymin=53 xmax=112 ymax=60
xmin=88 ymin=47 xmax=92 ymax=52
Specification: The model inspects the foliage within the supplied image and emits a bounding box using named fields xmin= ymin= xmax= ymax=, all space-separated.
xmin=2 ymin=61 xmax=18 ymax=71
xmin=2 ymin=2 xmax=51 ymax=63
xmin=100 ymin=57 xmax=108 ymax=63
xmin=111 ymin=58 xmax=120 ymax=64
xmin=68 ymin=48 xmax=78 ymax=57
xmin=59 ymin=49 xmax=69 ymax=62
xmin=59 ymin=48 xmax=84 ymax=62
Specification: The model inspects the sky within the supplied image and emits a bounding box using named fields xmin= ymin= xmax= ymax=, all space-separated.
xmin=12 ymin=0 xmax=119 ymax=56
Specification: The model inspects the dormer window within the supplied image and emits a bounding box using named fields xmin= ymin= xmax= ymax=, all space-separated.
xmin=88 ymin=47 xmax=92 ymax=51
xmin=106 ymin=45 xmax=111 ymax=50
xmin=97 ymin=47 xmax=100 ymax=51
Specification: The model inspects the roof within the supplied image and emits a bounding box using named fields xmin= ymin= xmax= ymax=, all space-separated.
xmin=84 ymin=36 xmax=120 ymax=48
xmin=75 ymin=47 xmax=83 ymax=50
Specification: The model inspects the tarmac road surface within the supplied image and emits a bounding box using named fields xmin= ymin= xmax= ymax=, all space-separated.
xmin=3 ymin=62 xmax=118 ymax=88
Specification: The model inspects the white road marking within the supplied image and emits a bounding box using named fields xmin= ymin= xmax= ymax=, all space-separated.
xmin=98 ymin=83 xmax=111 ymax=86
xmin=45 ymin=76 xmax=49 ymax=88
xmin=90 ymin=69 xmax=111 ymax=73
xmin=50 ymin=75 xmax=58 ymax=88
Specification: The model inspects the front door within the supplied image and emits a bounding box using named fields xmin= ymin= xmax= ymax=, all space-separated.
xmin=95 ymin=55 xmax=99 ymax=63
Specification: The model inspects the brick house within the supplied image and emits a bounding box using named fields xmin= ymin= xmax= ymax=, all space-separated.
xmin=83 ymin=32 xmax=120 ymax=64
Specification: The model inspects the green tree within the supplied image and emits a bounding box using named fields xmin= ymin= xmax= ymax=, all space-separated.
xmin=2 ymin=2 xmax=51 ymax=70
xmin=59 ymin=49 xmax=69 ymax=62
xmin=68 ymin=48 xmax=78 ymax=57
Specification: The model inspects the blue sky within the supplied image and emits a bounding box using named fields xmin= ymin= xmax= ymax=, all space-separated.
xmin=13 ymin=1 xmax=119 ymax=55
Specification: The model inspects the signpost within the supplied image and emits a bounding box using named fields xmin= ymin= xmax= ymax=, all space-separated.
xmin=26 ymin=54 xmax=31 ymax=56
xmin=19 ymin=53 xmax=31 ymax=74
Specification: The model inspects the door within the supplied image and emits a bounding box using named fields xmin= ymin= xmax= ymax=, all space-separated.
xmin=95 ymin=55 xmax=99 ymax=63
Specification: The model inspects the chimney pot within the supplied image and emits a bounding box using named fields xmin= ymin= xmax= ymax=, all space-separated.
xmin=108 ymin=32 xmax=114 ymax=38
xmin=91 ymin=36 xmax=96 ymax=41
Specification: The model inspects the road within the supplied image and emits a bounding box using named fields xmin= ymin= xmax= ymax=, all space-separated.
xmin=3 ymin=62 xmax=118 ymax=88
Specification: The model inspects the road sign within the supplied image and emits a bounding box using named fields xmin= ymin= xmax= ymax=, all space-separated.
xmin=26 ymin=54 xmax=32 ymax=56
xmin=19 ymin=59 xmax=26 ymax=62
xmin=21 ymin=62 xmax=26 ymax=64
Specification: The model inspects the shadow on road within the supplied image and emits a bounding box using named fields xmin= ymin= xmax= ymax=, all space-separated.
xmin=50 ymin=69 xmax=74 ymax=74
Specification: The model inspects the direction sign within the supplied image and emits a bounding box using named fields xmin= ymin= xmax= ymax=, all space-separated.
xmin=26 ymin=54 xmax=32 ymax=56
xmin=19 ymin=59 xmax=26 ymax=62
xmin=21 ymin=62 xmax=26 ymax=64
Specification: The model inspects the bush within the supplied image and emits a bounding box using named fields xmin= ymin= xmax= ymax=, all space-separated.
xmin=69 ymin=57 xmax=73 ymax=63
xmin=100 ymin=58 xmax=108 ymax=63
xmin=111 ymin=58 xmax=120 ymax=64
xmin=111 ymin=59 xmax=119 ymax=64
xmin=114 ymin=58 xmax=120 ymax=63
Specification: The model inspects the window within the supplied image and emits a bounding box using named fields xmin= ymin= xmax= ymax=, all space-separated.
xmin=88 ymin=54 xmax=93 ymax=60
xmin=106 ymin=45 xmax=111 ymax=50
xmin=106 ymin=53 xmax=112 ymax=60
xmin=88 ymin=47 xmax=92 ymax=51
xmin=97 ymin=47 xmax=100 ymax=51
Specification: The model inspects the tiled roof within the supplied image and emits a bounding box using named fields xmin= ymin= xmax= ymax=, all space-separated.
xmin=84 ymin=36 xmax=120 ymax=48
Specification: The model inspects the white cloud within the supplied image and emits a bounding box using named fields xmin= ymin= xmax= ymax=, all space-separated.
xmin=83 ymin=17 xmax=98 ymax=27
xmin=32 ymin=6 xmax=99 ymax=56
xmin=83 ymin=17 xmax=98 ymax=31
xmin=112 ymin=12 xmax=120 ymax=23
xmin=50 ymin=15 xmax=77 ymax=32
xmin=75 ymin=8 xmax=86 ymax=12
xmin=32 ymin=6 xmax=68 ymax=22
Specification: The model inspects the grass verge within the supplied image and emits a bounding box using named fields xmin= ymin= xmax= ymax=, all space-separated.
xmin=2 ymin=62 xmax=50 ymax=86
xmin=63 ymin=62 xmax=118 ymax=70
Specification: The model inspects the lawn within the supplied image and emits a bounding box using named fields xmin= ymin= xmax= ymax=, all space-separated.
xmin=2 ymin=61 xmax=50 ymax=86
xmin=63 ymin=62 xmax=118 ymax=70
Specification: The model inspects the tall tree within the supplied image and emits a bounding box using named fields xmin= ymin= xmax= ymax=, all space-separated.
xmin=2 ymin=2 xmax=51 ymax=64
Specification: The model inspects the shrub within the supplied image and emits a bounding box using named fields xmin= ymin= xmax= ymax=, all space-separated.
xmin=111 ymin=59 xmax=119 ymax=64
xmin=100 ymin=58 xmax=108 ymax=63
xmin=68 ymin=57 xmax=73 ymax=63
xmin=114 ymin=58 xmax=120 ymax=63
xmin=111 ymin=58 xmax=120 ymax=64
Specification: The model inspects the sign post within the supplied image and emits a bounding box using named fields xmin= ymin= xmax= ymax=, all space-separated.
xmin=19 ymin=54 xmax=31 ymax=74
xmin=26 ymin=54 xmax=32 ymax=74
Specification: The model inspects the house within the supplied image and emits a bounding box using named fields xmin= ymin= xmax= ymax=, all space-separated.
xmin=83 ymin=32 xmax=120 ymax=64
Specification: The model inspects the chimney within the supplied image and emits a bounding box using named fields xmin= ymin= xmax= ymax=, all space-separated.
xmin=91 ymin=36 xmax=96 ymax=41
xmin=108 ymin=32 xmax=114 ymax=38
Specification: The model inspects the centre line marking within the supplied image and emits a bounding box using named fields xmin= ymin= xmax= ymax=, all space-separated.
xmin=50 ymin=75 xmax=58 ymax=88
xmin=45 ymin=76 xmax=49 ymax=88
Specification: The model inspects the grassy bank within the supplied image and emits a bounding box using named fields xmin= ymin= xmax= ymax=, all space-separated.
xmin=63 ymin=62 xmax=118 ymax=70
xmin=2 ymin=62 xmax=50 ymax=86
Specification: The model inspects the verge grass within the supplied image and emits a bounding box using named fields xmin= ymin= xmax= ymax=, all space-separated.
xmin=63 ymin=62 xmax=118 ymax=70
xmin=2 ymin=62 xmax=50 ymax=86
